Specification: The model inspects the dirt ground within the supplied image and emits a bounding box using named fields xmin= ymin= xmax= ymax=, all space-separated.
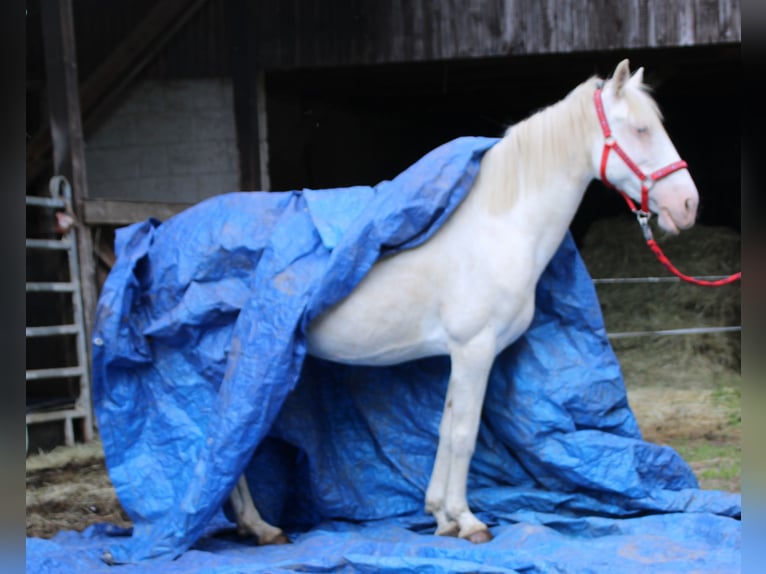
xmin=26 ymin=440 xmax=132 ymax=539
xmin=627 ymin=384 xmax=741 ymax=492
xmin=26 ymin=376 xmax=740 ymax=540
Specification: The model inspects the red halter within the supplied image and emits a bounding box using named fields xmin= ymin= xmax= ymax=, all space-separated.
xmin=593 ymin=87 xmax=740 ymax=287
xmin=594 ymin=87 xmax=688 ymax=215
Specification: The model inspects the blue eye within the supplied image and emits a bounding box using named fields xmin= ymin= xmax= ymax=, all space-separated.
xmin=636 ymin=126 xmax=649 ymax=135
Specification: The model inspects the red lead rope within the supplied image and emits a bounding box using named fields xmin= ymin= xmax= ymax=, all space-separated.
xmin=633 ymin=215 xmax=742 ymax=286
xmin=593 ymin=88 xmax=741 ymax=288
xmin=646 ymin=240 xmax=741 ymax=286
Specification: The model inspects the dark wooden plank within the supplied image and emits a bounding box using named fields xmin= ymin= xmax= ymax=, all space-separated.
xmin=252 ymin=0 xmax=740 ymax=69
xmin=227 ymin=0 xmax=266 ymax=190
xmin=40 ymin=0 xmax=85 ymax=184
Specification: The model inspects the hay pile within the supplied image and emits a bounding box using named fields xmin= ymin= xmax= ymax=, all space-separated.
xmin=579 ymin=216 xmax=741 ymax=389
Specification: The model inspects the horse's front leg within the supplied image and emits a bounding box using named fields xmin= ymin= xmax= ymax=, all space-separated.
xmin=425 ymin=330 xmax=495 ymax=543
xmin=229 ymin=475 xmax=290 ymax=545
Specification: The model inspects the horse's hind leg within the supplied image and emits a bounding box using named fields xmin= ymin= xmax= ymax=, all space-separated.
xmin=425 ymin=332 xmax=495 ymax=543
xmin=230 ymin=475 xmax=290 ymax=545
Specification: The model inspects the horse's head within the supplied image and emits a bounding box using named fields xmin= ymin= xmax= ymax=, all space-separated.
xmin=594 ymin=59 xmax=699 ymax=234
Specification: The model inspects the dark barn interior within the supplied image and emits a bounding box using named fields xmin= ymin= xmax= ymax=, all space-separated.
xmin=262 ymin=45 xmax=740 ymax=244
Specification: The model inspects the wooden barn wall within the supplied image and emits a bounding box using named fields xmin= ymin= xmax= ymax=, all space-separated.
xmin=250 ymin=0 xmax=741 ymax=69
xmin=91 ymin=0 xmax=744 ymax=78
xmin=142 ymin=0 xmax=231 ymax=78
xmin=65 ymin=0 xmax=230 ymax=81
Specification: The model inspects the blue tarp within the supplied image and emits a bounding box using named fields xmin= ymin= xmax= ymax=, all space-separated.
xmin=26 ymin=137 xmax=740 ymax=573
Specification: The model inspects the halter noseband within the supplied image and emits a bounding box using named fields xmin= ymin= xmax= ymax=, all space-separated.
xmin=593 ymin=87 xmax=688 ymax=219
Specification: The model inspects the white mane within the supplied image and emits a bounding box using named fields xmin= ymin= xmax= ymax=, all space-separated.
xmin=477 ymin=77 xmax=602 ymax=213
xmin=478 ymin=75 xmax=663 ymax=215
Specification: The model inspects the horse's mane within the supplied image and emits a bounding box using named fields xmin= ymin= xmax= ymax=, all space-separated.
xmin=478 ymin=74 xmax=660 ymax=214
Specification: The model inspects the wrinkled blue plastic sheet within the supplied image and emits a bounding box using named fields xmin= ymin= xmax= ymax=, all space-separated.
xmin=27 ymin=512 xmax=740 ymax=574
xmin=26 ymin=137 xmax=740 ymax=572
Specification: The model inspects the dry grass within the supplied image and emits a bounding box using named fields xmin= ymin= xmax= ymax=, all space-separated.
xmin=628 ymin=383 xmax=741 ymax=492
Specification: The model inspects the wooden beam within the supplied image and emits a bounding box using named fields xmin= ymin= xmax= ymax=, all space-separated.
xmin=227 ymin=0 xmax=269 ymax=190
xmin=28 ymin=0 xmax=209 ymax=186
xmin=83 ymin=199 xmax=194 ymax=226
xmin=40 ymin=0 xmax=86 ymax=188
xmin=39 ymin=0 xmax=98 ymax=437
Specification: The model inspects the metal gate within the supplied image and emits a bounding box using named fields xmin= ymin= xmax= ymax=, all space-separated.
xmin=26 ymin=176 xmax=93 ymax=447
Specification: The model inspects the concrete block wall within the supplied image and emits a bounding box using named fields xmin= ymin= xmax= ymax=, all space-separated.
xmin=85 ymin=79 xmax=240 ymax=204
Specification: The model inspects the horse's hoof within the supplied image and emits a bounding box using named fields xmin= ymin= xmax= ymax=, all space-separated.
xmin=101 ymin=551 xmax=115 ymax=565
xmin=263 ymin=532 xmax=291 ymax=545
xmin=465 ymin=529 xmax=493 ymax=544
xmin=435 ymin=523 xmax=460 ymax=537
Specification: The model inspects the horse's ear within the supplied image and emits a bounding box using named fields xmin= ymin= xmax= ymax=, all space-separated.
xmin=628 ymin=67 xmax=645 ymax=88
xmin=611 ymin=59 xmax=632 ymax=98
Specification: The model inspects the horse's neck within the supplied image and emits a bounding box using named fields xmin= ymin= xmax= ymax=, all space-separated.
xmin=470 ymin=81 xmax=599 ymax=272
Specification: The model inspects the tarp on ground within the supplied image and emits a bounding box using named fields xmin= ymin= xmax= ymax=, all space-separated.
xmin=26 ymin=137 xmax=740 ymax=573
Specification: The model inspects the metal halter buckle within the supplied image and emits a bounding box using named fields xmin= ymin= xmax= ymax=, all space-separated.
xmin=633 ymin=210 xmax=653 ymax=241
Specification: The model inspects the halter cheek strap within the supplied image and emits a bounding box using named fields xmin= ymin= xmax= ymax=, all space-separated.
xmin=593 ymin=87 xmax=741 ymax=287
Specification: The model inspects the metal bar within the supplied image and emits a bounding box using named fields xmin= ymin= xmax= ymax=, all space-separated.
xmin=608 ymin=326 xmax=741 ymax=339
xmin=26 ymin=366 xmax=85 ymax=381
xmin=26 ymin=282 xmax=76 ymax=293
xmin=26 ymin=238 xmax=71 ymax=250
xmin=26 ymin=408 xmax=88 ymax=423
xmin=64 ymin=417 xmax=75 ymax=446
xmin=26 ymin=195 xmax=67 ymax=208
xmin=593 ymin=275 xmax=738 ymax=285
xmin=26 ymin=325 xmax=80 ymax=337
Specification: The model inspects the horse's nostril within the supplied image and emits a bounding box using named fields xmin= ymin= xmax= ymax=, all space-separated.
xmin=685 ymin=197 xmax=697 ymax=214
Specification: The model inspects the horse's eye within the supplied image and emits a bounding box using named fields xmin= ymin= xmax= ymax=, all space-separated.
xmin=636 ymin=126 xmax=649 ymax=135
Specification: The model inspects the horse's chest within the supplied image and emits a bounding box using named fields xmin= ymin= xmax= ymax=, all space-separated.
xmin=491 ymin=291 xmax=536 ymax=351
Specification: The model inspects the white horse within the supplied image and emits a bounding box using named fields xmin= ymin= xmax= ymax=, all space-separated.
xmin=229 ymin=60 xmax=699 ymax=545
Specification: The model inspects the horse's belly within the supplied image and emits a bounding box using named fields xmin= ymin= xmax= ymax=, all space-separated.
xmin=306 ymin=252 xmax=448 ymax=366
xmin=306 ymin=304 xmax=446 ymax=366
xmin=306 ymin=328 xmax=445 ymax=366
